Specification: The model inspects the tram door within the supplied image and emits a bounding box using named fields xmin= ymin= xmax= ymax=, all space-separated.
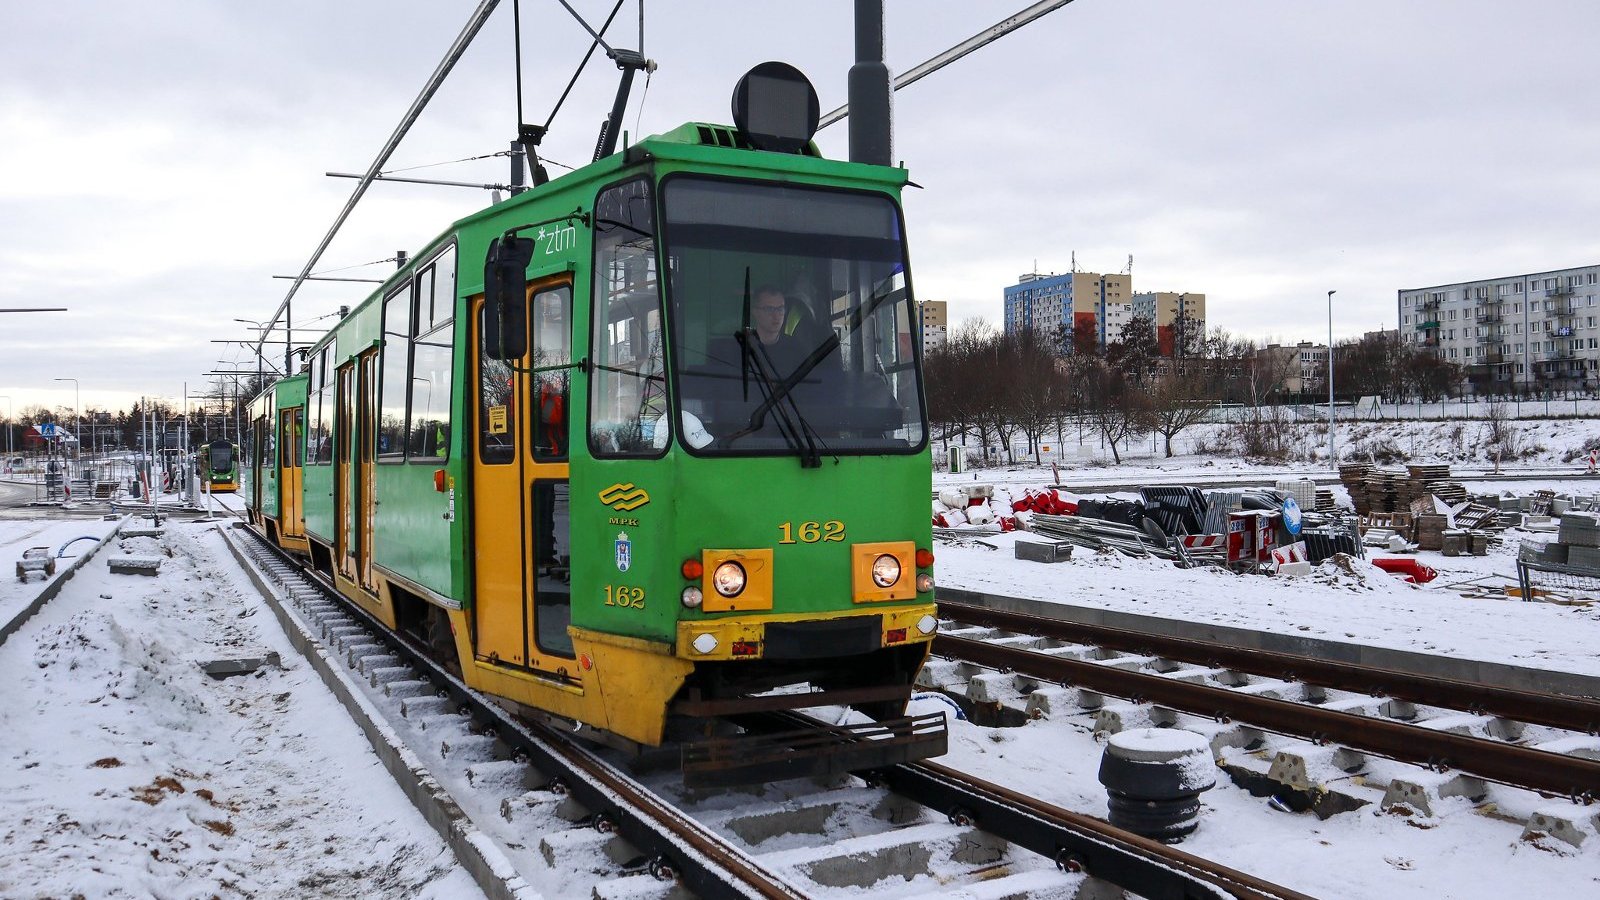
xmin=471 ymin=282 xmax=574 ymax=671
xmin=356 ymin=349 xmax=379 ymax=590
xmin=335 ymin=364 xmax=353 ymax=578
xmin=279 ymin=408 xmax=305 ymax=538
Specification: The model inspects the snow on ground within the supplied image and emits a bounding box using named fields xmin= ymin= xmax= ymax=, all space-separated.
xmin=0 ymin=520 xmax=480 ymax=899
xmin=6 ymin=452 xmax=1600 ymax=897
xmin=924 ymin=691 xmax=1600 ymax=899
xmin=0 ymin=516 xmax=120 ymax=629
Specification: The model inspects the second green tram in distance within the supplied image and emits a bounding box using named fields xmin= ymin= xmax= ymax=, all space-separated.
xmin=245 ymin=67 xmax=943 ymax=782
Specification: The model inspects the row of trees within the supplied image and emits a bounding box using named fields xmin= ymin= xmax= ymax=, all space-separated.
xmin=925 ymin=317 xmax=1466 ymax=463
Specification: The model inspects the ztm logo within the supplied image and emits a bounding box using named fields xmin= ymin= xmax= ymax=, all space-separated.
xmin=599 ymin=483 xmax=650 ymax=512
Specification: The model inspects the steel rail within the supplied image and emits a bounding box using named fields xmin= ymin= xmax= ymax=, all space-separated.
xmin=936 ymin=634 xmax=1600 ymax=800
xmin=939 ymin=599 xmax=1600 ymax=734
xmin=234 ymin=527 xmax=805 ymax=900
xmin=881 ymin=761 xmax=1317 ymax=900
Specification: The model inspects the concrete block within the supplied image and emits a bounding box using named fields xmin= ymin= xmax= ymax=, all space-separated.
xmin=382 ymin=679 xmax=433 ymax=700
xmin=964 ymin=671 xmax=1019 ymax=704
xmin=108 ymin=555 xmax=162 ymax=575
xmin=368 ymin=665 xmax=413 ymax=687
xmin=1380 ymin=773 xmax=1488 ymax=817
xmin=121 ymin=527 xmax=163 ymax=538
xmin=399 ymin=695 xmax=455 ymax=719
xmin=538 ymin=826 xmax=615 ymax=868
xmin=1416 ymin=712 xmax=1524 ymax=742
xmin=1093 ymin=703 xmax=1176 ymax=736
xmin=439 ymin=733 xmax=500 ymax=763
xmin=916 ymin=659 xmax=979 ymax=692
xmin=1266 ymin=746 xmax=1368 ymax=792
xmin=1520 ymin=806 xmax=1600 ymax=850
xmin=464 ymin=759 xmax=530 ymax=793
xmin=197 ymin=652 xmax=280 ymax=679
xmin=1022 ymin=685 xmax=1080 ymax=719
xmin=1208 ymin=725 xmax=1265 ymax=755
xmin=775 ymin=823 xmax=998 ymax=889
xmin=594 ymin=873 xmax=694 ymax=900
xmin=1568 ymin=544 xmax=1600 ymax=568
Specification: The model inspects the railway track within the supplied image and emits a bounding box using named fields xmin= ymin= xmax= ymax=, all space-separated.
xmin=933 ymin=599 xmax=1600 ymax=815
xmin=221 ymin=523 xmax=1314 ymax=899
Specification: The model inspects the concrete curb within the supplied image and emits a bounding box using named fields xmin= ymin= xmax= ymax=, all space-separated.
xmin=938 ymin=586 xmax=1600 ymax=700
xmin=0 ymin=515 xmax=128 ymax=649
xmin=218 ymin=526 xmax=540 ymax=900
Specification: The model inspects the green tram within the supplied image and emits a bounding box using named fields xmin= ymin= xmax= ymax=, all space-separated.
xmin=245 ymin=84 xmax=941 ymax=776
xmin=197 ymin=439 xmax=239 ymax=493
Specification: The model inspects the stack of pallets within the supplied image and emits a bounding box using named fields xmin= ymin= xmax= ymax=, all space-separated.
xmin=1405 ymin=463 xmax=1467 ymax=506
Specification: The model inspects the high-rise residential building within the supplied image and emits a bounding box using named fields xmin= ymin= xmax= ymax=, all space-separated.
xmin=1131 ymin=291 xmax=1207 ymax=355
xmin=917 ymin=299 xmax=948 ymax=355
xmin=1398 ymin=264 xmax=1600 ymax=393
xmin=1002 ymin=270 xmax=1131 ymax=349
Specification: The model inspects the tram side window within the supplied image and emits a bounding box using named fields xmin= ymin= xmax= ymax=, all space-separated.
xmin=478 ymin=303 xmax=515 ymax=465
xmin=265 ymin=417 xmax=277 ymax=473
xmin=408 ymin=321 xmax=453 ymax=460
xmin=417 ymin=245 xmax=456 ymax=333
xmin=532 ymin=286 xmax=571 ymax=461
xmin=589 ymin=178 xmax=666 ymax=457
xmin=315 ymin=347 xmax=334 ymax=465
xmin=379 ymin=281 xmax=414 ymax=460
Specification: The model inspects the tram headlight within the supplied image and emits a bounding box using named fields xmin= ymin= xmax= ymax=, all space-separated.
xmin=915 ymin=573 xmax=935 ymax=593
xmin=871 ymin=554 xmax=901 ymax=588
xmin=680 ymin=586 xmax=703 ymax=608
xmin=712 ymin=561 xmax=747 ymax=597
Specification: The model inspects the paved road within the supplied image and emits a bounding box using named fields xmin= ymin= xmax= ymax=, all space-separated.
xmin=0 ymin=479 xmax=112 ymax=521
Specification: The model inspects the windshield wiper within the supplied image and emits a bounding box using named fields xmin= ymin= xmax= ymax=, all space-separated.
xmin=720 ymin=329 xmax=834 ymax=467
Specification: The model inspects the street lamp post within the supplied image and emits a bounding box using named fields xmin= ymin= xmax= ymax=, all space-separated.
xmin=1327 ymin=290 xmax=1337 ymax=468
xmin=53 ymin=377 xmax=80 ymax=459
xmin=0 ymin=394 xmax=12 ymax=462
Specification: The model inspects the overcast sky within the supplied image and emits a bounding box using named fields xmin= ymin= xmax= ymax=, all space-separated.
xmin=3 ymin=0 xmax=1597 ymax=414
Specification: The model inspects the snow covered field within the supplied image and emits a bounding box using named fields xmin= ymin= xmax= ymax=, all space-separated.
xmin=3 ymin=462 xmax=1600 ymax=898
xmin=0 ymin=519 xmax=479 ymax=899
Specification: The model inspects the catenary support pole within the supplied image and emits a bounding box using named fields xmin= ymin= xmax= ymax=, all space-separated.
xmin=1327 ymin=289 xmax=1336 ymax=468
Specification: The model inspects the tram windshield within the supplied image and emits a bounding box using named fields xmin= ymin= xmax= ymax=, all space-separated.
xmin=662 ymin=177 xmax=925 ymax=460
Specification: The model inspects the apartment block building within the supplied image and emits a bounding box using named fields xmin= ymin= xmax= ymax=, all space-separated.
xmin=1255 ymin=341 xmax=1328 ymax=395
xmin=917 ymin=299 xmax=948 ymax=355
xmin=1002 ymin=270 xmax=1131 ymax=347
xmin=1131 ymin=291 xmax=1207 ymax=355
xmin=1399 ymin=264 xmax=1600 ymax=393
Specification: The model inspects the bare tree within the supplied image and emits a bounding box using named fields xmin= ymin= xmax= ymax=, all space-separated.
xmin=1081 ymin=364 xmax=1155 ymax=464
xmin=1148 ymin=373 xmax=1218 ymax=457
xmin=1008 ymin=328 xmax=1070 ymax=463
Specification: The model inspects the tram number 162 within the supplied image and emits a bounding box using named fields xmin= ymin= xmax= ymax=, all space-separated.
xmin=604 ymin=585 xmax=646 ymax=609
xmin=778 ymin=521 xmax=846 ymax=544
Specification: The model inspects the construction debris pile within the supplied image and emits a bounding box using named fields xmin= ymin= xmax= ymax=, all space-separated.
xmin=935 ymin=481 xmax=1360 ymax=574
xmin=1338 ymin=462 xmax=1469 ymax=515
xmin=1340 ymin=462 xmax=1512 ymax=557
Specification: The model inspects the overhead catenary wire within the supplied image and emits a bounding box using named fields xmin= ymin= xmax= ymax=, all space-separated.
xmin=254 ymin=0 xmax=502 ymax=369
xmin=818 ymin=0 xmax=1077 ymax=130
xmin=540 ymin=0 xmax=628 ymax=133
